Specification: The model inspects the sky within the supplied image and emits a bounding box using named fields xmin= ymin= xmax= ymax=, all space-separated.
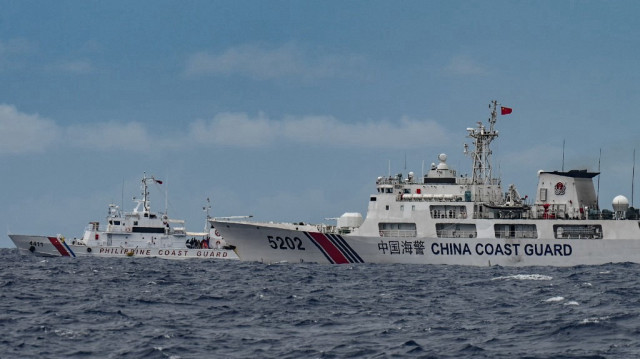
xmin=2 ymin=0 xmax=640 ymax=247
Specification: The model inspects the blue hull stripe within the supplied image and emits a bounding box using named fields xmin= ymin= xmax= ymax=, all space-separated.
xmin=332 ymin=234 xmax=364 ymax=263
xmin=62 ymin=241 xmax=76 ymax=257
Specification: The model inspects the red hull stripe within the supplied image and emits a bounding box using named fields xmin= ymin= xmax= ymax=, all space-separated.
xmin=48 ymin=237 xmax=71 ymax=257
xmin=304 ymin=232 xmax=335 ymax=264
xmin=307 ymin=232 xmax=350 ymax=264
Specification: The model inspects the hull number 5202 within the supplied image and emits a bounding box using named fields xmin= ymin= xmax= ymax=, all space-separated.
xmin=267 ymin=236 xmax=305 ymax=250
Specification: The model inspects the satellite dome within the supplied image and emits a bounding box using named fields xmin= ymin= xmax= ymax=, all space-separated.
xmin=613 ymin=195 xmax=629 ymax=212
xmin=436 ymin=153 xmax=449 ymax=170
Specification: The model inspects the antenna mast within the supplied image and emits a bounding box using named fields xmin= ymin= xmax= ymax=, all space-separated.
xmin=142 ymin=172 xmax=150 ymax=213
xmin=597 ymin=148 xmax=601 ymax=210
xmin=203 ymin=197 xmax=211 ymax=232
xmin=466 ymin=100 xmax=500 ymax=186
xmin=633 ymin=148 xmax=636 ymax=208
xmin=562 ymin=139 xmax=565 ymax=172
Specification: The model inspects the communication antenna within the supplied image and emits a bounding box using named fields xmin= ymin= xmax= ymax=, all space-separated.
xmin=562 ymin=139 xmax=565 ymax=172
xmin=633 ymin=148 xmax=636 ymax=208
xmin=404 ymin=152 xmax=407 ymax=171
xmin=121 ymin=178 xmax=124 ymax=211
xmin=165 ymin=176 xmax=169 ymax=216
xmin=596 ymin=148 xmax=601 ymax=210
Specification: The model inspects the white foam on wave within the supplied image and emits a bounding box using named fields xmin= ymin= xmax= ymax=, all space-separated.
xmin=491 ymin=274 xmax=553 ymax=281
xmin=581 ymin=316 xmax=610 ymax=324
xmin=564 ymin=301 xmax=579 ymax=306
xmin=544 ymin=296 xmax=564 ymax=302
xmin=54 ymin=328 xmax=87 ymax=339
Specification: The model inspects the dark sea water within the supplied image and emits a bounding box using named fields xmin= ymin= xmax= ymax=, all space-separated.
xmin=1 ymin=248 xmax=639 ymax=359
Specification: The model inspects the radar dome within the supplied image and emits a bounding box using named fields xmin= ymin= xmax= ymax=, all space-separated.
xmin=436 ymin=153 xmax=449 ymax=170
xmin=613 ymin=195 xmax=630 ymax=212
xmin=337 ymin=212 xmax=363 ymax=229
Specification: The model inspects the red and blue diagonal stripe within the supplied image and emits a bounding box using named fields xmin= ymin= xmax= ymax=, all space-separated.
xmin=304 ymin=232 xmax=363 ymax=264
xmin=48 ymin=237 xmax=76 ymax=257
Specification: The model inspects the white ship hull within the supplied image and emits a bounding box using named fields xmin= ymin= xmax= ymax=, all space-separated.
xmin=9 ymin=234 xmax=239 ymax=260
xmin=213 ymin=220 xmax=640 ymax=266
xmin=211 ymin=101 xmax=640 ymax=267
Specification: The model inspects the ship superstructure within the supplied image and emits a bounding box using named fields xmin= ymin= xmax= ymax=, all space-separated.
xmin=212 ymin=101 xmax=640 ymax=266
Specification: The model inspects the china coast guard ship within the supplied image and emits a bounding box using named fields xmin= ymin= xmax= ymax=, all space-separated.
xmin=9 ymin=174 xmax=238 ymax=260
xmin=212 ymin=101 xmax=640 ymax=266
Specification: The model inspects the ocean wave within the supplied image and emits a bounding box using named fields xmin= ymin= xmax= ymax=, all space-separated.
xmin=491 ymin=274 xmax=553 ymax=281
xmin=0 ymin=249 xmax=638 ymax=358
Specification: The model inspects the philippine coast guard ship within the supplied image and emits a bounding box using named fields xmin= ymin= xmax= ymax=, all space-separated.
xmin=212 ymin=101 xmax=640 ymax=266
xmin=9 ymin=174 xmax=238 ymax=260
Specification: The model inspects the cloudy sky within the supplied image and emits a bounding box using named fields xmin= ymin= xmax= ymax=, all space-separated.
xmin=2 ymin=1 xmax=640 ymax=247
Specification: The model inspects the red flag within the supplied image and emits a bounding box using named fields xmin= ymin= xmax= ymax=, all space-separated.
xmin=500 ymin=106 xmax=512 ymax=115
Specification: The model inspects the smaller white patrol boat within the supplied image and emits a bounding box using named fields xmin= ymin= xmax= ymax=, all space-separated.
xmin=9 ymin=174 xmax=239 ymax=260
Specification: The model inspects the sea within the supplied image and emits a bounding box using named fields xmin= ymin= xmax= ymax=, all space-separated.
xmin=1 ymin=248 xmax=639 ymax=359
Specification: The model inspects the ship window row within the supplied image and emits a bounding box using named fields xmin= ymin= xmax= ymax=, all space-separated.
xmin=553 ymin=224 xmax=602 ymax=239
xmin=378 ymin=223 xmax=417 ymax=237
xmin=431 ymin=223 xmax=602 ymax=240
xmin=430 ymin=205 xmax=467 ymax=219
xmin=377 ymin=187 xmax=394 ymax=193
xmin=132 ymin=227 xmax=166 ymax=234
xmin=436 ymin=223 xmax=477 ymax=238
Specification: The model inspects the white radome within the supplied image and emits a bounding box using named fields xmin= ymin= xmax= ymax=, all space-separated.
xmin=612 ymin=195 xmax=629 ymax=212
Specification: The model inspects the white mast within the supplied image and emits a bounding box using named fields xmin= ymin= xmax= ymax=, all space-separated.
xmin=465 ymin=101 xmax=500 ymax=202
xmin=142 ymin=172 xmax=150 ymax=213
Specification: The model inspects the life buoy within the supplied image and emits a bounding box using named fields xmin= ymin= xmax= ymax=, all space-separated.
xmin=379 ymin=231 xmax=384 ymax=237
xmin=126 ymin=227 xmax=131 ymax=232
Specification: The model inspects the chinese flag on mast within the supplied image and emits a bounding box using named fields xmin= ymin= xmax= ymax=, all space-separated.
xmin=500 ymin=106 xmax=513 ymax=115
